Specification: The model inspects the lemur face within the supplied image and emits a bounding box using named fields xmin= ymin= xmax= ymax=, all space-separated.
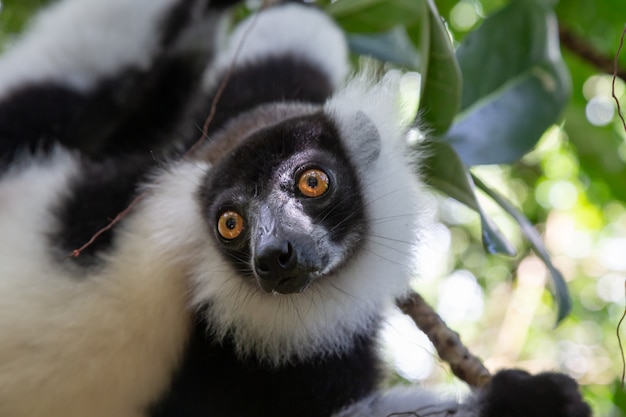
xmin=199 ymin=113 xmax=366 ymax=294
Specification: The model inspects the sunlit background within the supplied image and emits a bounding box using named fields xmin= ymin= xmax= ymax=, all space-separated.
xmin=380 ymin=1 xmax=626 ymax=416
xmin=1 ymin=0 xmax=625 ymax=415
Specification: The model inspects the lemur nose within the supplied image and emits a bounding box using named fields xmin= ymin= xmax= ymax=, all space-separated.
xmin=254 ymin=237 xmax=297 ymax=280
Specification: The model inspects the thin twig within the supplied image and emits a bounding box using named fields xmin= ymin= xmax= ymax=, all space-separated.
xmin=618 ymin=280 xmax=626 ymax=388
xmin=70 ymin=194 xmax=147 ymax=257
xmin=612 ymin=26 xmax=626 ymax=135
xmin=184 ymin=6 xmax=265 ymax=158
xmin=613 ymin=29 xmax=626 ymax=387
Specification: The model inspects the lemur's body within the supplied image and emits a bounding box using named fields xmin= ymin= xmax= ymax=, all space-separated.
xmin=0 ymin=1 xmax=592 ymax=417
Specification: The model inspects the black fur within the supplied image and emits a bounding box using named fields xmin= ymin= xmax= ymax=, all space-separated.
xmin=160 ymin=0 xmax=196 ymax=47
xmin=86 ymin=56 xmax=206 ymax=157
xmin=0 ymin=84 xmax=86 ymax=164
xmin=150 ymin=315 xmax=382 ymax=417
xmin=206 ymin=0 xmax=243 ymax=10
xmin=0 ymin=59 xmax=205 ymax=163
xmin=480 ymin=370 xmax=592 ymax=417
xmin=201 ymin=56 xmax=335 ymax=135
xmin=20 ymin=58 xmax=209 ymax=264
xmin=50 ymin=156 xmax=151 ymax=265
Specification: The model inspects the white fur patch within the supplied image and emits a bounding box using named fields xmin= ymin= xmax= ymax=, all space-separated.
xmin=0 ymin=153 xmax=202 ymax=417
xmin=189 ymin=70 xmax=433 ymax=364
xmin=204 ymin=3 xmax=349 ymax=89
xmin=333 ymin=386 xmax=482 ymax=417
xmin=0 ymin=0 xmax=181 ymax=99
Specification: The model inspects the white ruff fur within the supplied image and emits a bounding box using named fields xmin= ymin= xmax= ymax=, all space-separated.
xmin=0 ymin=0 xmax=183 ymax=98
xmin=205 ymin=4 xmax=349 ymax=90
xmin=188 ymin=71 xmax=431 ymax=364
xmin=334 ymin=387 xmax=481 ymax=417
xmin=0 ymin=152 xmax=202 ymax=417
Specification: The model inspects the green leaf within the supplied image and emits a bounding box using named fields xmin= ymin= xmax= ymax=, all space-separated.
xmin=346 ymin=27 xmax=421 ymax=69
xmin=423 ymin=140 xmax=516 ymax=256
xmin=413 ymin=0 xmax=462 ymax=135
xmin=613 ymin=380 xmax=626 ymax=415
xmin=444 ymin=0 xmax=571 ymax=166
xmin=326 ymin=0 xmax=425 ymax=33
xmin=472 ymin=174 xmax=572 ymax=323
xmin=327 ymin=0 xmax=461 ymax=134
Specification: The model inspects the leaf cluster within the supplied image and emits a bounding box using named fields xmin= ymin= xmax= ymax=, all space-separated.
xmin=322 ymin=0 xmax=574 ymax=321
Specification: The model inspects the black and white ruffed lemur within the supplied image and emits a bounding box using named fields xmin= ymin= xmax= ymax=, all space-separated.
xmin=0 ymin=1 xmax=592 ymax=416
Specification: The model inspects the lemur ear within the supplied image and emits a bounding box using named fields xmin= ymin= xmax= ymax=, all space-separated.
xmin=344 ymin=111 xmax=381 ymax=168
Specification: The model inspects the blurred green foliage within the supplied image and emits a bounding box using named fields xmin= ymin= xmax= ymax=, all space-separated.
xmin=0 ymin=0 xmax=51 ymax=50
xmin=1 ymin=0 xmax=624 ymax=415
xmin=425 ymin=1 xmax=626 ymax=416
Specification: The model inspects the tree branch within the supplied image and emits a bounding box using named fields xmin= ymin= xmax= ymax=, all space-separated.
xmin=397 ymin=291 xmax=492 ymax=388
xmin=559 ymin=26 xmax=626 ymax=81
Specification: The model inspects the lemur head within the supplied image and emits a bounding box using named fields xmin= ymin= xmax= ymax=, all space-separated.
xmin=173 ymin=71 xmax=429 ymax=362
xmin=199 ymin=111 xmax=375 ymax=295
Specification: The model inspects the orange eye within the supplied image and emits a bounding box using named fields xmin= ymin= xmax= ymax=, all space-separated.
xmin=298 ymin=168 xmax=329 ymax=198
xmin=217 ymin=210 xmax=244 ymax=240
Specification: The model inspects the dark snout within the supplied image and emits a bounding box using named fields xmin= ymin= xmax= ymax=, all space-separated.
xmin=253 ymin=232 xmax=313 ymax=294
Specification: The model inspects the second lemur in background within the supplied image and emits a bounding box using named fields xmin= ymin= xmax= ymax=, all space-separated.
xmin=0 ymin=1 xmax=592 ymax=416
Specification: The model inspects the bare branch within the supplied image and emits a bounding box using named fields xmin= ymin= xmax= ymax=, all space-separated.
xmin=397 ymin=291 xmax=491 ymax=388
